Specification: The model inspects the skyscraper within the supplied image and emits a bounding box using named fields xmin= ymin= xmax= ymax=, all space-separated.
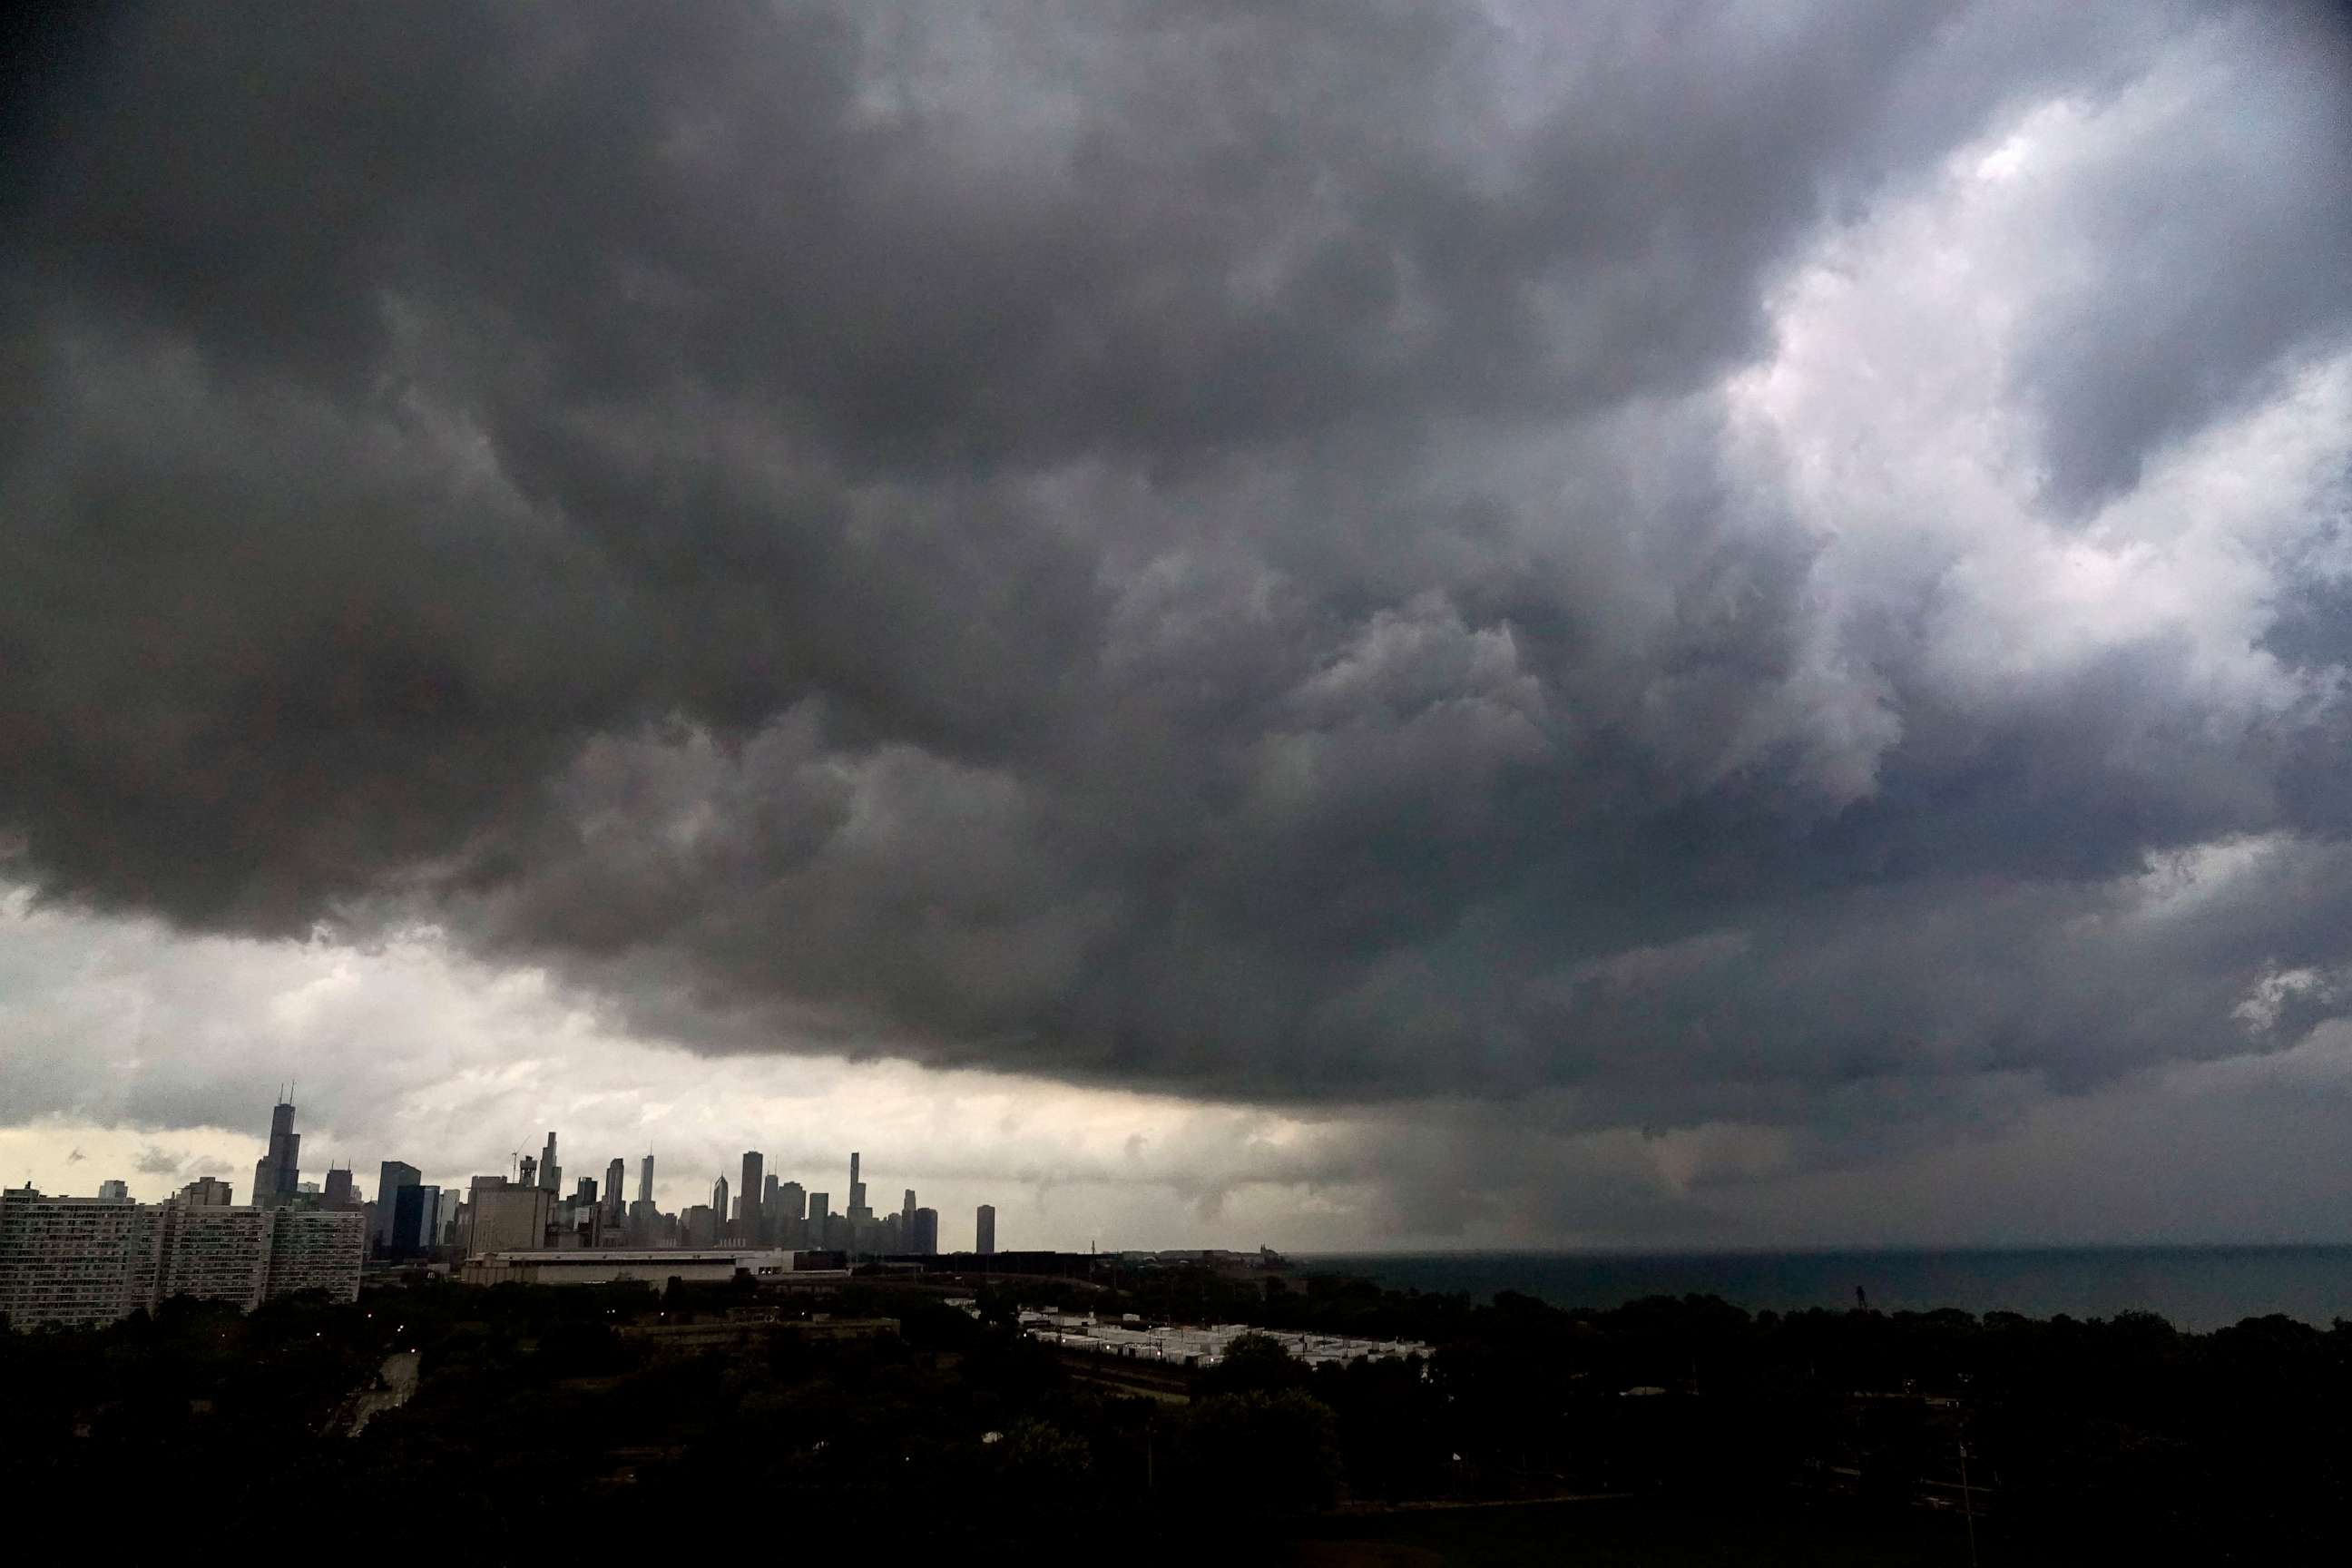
xmin=712 ymin=1172 xmax=730 ymax=1229
xmin=740 ymin=1152 xmax=764 ymax=1245
xmin=627 ymin=1155 xmax=658 ymax=1245
xmin=321 ymin=1167 xmax=356 ymax=1208
xmin=976 ymin=1204 xmax=995 ymax=1256
xmin=848 ymin=1152 xmax=867 ymax=1216
xmin=605 ymin=1158 xmax=626 ymax=1222
xmin=912 ymin=1207 xmax=938 ymax=1256
xmin=538 ymin=1131 xmax=561 ymax=1192
xmin=808 ymin=1191 xmax=830 ymax=1247
xmin=179 ymin=1177 xmax=233 ymax=1208
xmin=776 ymin=1181 xmax=806 ymax=1247
xmin=901 ymin=1188 xmax=916 ymax=1229
xmin=390 ymin=1183 xmax=442 ymax=1254
xmin=96 ymin=1180 xmax=129 ymax=1203
xmin=375 ymin=1161 xmax=420 ymax=1251
xmin=465 ymin=1182 xmax=554 ymax=1253
xmin=250 ymin=1099 xmax=301 ymax=1210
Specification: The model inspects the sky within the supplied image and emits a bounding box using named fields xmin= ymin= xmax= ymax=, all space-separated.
xmin=4 ymin=1 xmax=2351 ymax=1252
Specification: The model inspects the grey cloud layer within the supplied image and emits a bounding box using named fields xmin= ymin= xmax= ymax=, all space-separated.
xmin=5 ymin=2 xmax=2352 ymax=1155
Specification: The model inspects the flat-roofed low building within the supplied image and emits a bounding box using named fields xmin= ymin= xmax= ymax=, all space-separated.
xmin=460 ymin=1249 xmax=799 ymax=1289
xmin=620 ymin=1315 xmax=894 ymax=1355
xmin=1023 ymin=1313 xmax=1432 ymax=1369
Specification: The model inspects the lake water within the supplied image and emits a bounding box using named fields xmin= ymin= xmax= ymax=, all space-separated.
xmin=1295 ymin=1248 xmax=2352 ymax=1331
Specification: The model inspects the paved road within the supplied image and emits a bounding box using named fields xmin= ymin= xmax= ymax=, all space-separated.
xmin=348 ymin=1349 xmax=420 ymax=1437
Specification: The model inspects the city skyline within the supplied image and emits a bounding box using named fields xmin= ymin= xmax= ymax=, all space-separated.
xmin=5 ymin=4 xmax=2352 ymax=1253
xmin=0 ymin=1132 xmax=997 ymax=1259
xmin=27 ymin=1096 xmax=1000 ymax=1261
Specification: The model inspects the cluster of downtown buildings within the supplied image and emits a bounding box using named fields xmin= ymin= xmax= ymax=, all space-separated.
xmin=385 ymin=1128 xmax=996 ymax=1262
xmin=2 ymin=1095 xmax=1003 ymax=1333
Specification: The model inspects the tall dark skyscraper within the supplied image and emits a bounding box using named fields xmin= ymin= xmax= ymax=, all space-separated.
xmin=637 ymin=1155 xmax=653 ymax=1204
xmin=976 ymin=1204 xmax=995 ymax=1256
xmin=901 ymin=1188 xmax=916 ymax=1230
xmin=808 ymin=1191 xmax=829 ymax=1246
xmin=375 ymin=1161 xmax=419 ymax=1250
xmin=538 ymin=1131 xmax=560 ymax=1192
xmin=712 ymin=1173 xmax=730 ymax=1229
xmin=322 ymin=1167 xmax=355 ymax=1207
xmin=390 ymin=1182 xmax=442 ymax=1253
xmin=606 ymin=1158 xmax=626 ymax=1221
xmin=250 ymin=1099 xmax=301 ymax=1210
xmin=912 ymin=1207 xmax=938 ymax=1256
xmin=739 ymin=1152 xmax=763 ymax=1244
xmin=848 ymin=1151 xmax=867 ymax=1214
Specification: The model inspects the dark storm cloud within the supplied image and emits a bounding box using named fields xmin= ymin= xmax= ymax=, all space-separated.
xmin=5 ymin=0 xmax=2352 ymax=1179
xmin=2001 ymin=15 xmax=2352 ymax=508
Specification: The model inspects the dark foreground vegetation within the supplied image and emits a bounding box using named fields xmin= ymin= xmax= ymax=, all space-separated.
xmin=5 ymin=1269 xmax=2347 ymax=1563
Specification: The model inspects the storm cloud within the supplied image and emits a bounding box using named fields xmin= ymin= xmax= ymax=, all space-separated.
xmin=5 ymin=1 xmax=2352 ymax=1240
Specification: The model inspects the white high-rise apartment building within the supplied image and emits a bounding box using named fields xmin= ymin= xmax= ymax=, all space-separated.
xmin=0 ymin=1187 xmax=365 ymax=1332
xmin=160 ymin=1203 xmax=270 ymax=1307
xmin=262 ymin=1210 xmax=366 ymax=1300
xmin=0 ymin=1191 xmax=165 ymax=1330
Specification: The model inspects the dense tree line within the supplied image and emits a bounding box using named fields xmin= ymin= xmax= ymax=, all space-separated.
xmin=5 ymin=1274 xmax=2347 ymax=1562
xmin=953 ymin=1268 xmax=2352 ymax=1557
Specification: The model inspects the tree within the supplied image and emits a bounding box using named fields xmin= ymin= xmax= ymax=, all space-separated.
xmin=1161 ymin=1389 xmax=1345 ymax=1515
xmin=998 ymin=1417 xmax=1097 ymax=1515
xmin=1203 ymin=1331 xmax=1309 ymax=1396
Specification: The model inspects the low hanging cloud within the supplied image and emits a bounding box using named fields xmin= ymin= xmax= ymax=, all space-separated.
xmin=4 ymin=2 xmax=2352 ymax=1240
